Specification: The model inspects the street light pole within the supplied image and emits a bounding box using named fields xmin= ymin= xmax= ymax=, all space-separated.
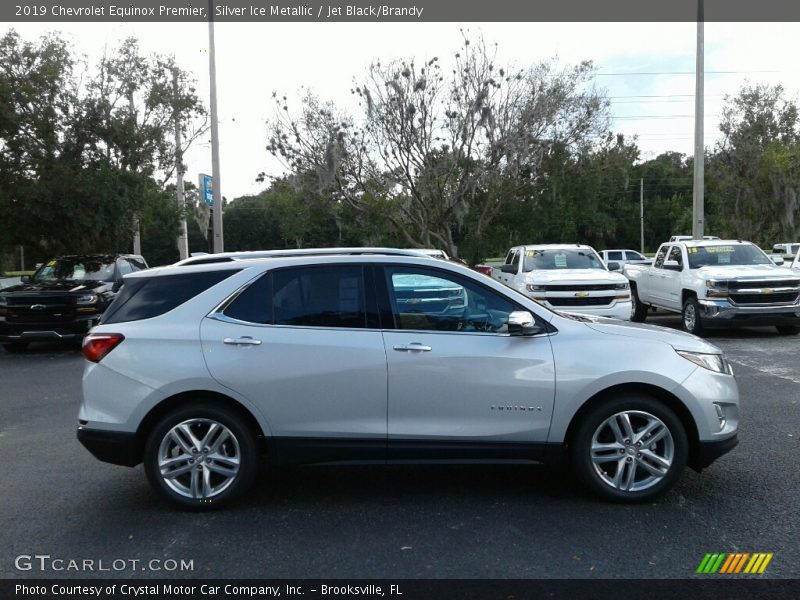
xmin=173 ymin=70 xmax=189 ymax=260
xmin=208 ymin=0 xmax=224 ymax=253
xmin=692 ymin=0 xmax=705 ymax=240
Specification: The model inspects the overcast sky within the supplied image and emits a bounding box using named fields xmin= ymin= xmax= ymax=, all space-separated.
xmin=5 ymin=21 xmax=800 ymax=200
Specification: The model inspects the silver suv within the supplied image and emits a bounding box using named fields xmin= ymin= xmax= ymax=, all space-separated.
xmin=77 ymin=249 xmax=739 ymax=508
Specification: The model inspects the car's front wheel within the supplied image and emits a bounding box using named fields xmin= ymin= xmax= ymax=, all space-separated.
xmin=571 ymin=395 xmax=688 ymax=502
xmin=144 ymin=402 xmax=259 ymax=510
xmin=682 ymin=296 xmax=706 ymax=337
xmin=630 ymin=285 xmax=648 ymax=322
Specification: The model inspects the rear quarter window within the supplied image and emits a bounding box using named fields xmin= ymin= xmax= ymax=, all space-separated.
xmin=102 ymin=270 xmax=240 ymax=324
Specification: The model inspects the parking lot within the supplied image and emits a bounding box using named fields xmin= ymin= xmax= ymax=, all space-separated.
xmin=1 ymin=313 xmax=798 ymax=580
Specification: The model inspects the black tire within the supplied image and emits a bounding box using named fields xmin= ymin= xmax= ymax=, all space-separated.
xmin=776 ymin=325 xmax=800 ymax=335
xmin=2 ymin=342 xmax=28 ymax=353
xmin=682 ymin=296 xmax=707 ymax=337
xmin=570 ymin=394 xmax=688 ymax=503
xmin=630 ymin=285 xmax=648 ymax=322
xmin=144 ymin=402 xmax=260 ymax=510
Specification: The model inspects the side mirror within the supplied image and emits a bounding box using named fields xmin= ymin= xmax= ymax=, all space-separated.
xmin=507 ymin=311 xmax=540 ymax=336
xmin=112 ymin=280 xmax=123 ymax=292
xmin=771 ymin=255 xmax=785 ymax=266
xmin=500 ymin=264 xmax=518 ymax=274
xmin=663 ymin=260 xmax=682 ymax=271
xmin=607 ymin=261 xmax=621 ymax=272
xmin=20 ymin=275 xmax=31 ymax=283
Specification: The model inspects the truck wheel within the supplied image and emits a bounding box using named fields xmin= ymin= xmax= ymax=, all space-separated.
xmin=144 ymin=402 xmax=260 ymax=510
xmin=682 ymin=297 xmax=706 ymax=337
xmin=630 ymin=286 xmax=648 ymax=322
xmin=776 ymin=325 xmax=800 ymax=335
xmin=571 ymin=394 xmax=688 ymax=503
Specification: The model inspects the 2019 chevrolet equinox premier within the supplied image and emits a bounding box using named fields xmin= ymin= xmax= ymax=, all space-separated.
xmin=77 ymin=248 xmax=739 ymax=509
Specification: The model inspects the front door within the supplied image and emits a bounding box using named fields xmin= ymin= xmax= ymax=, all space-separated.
xmin=379 ymin=265 xmax=556 ymax=460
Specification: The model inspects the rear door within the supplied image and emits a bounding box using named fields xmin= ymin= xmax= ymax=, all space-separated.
xmin=379 ymin=264 xmax=556 ymax=460
xmin=200 ymin=265 xmax=388 ymax=461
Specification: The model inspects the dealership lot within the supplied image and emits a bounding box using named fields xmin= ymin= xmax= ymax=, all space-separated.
xmin=0 ymin=314 xmax=798 ymax=579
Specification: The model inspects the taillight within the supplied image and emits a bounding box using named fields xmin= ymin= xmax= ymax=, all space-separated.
xmin=82 ymin=333 xmax=125 ymax=363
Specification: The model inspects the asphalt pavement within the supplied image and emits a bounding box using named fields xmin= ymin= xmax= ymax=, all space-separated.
xmin=1 ymin=314 xmax=798 ymax=579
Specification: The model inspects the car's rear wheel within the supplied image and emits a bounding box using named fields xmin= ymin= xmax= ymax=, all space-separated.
xmin=2 ymin=342 xmax=28 ymax=353
xmin=630 ymin=285 xmax=648 ymax=322
xmin=571 ymin=395 xmax=688 ymax=502
xmin=144 ymin=402 xmax=259 ymax=510
xmin=776 ymin=325 xmax=800 ymax=335
xmin=682 ymin=296 xmax=706 ymax=337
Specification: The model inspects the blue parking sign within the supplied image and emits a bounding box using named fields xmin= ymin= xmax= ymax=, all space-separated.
xmin=199 ymin=173 xmax=214 ymax=206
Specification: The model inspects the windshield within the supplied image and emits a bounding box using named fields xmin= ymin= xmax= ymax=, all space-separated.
xmin=34 ymin=258 xmax=116 ymax=283
xmin=687 ymin=244 xmax=772 ymax=269
xmin=523 ymin=249 xmax=606 ymax=271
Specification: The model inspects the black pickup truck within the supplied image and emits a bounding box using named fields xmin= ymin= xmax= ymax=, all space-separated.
xmin=0 ymin=254 xmax=147 ymax=351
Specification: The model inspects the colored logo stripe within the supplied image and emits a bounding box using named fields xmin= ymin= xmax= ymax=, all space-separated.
xmin=697 ymin=552 xmax=773 ymax=574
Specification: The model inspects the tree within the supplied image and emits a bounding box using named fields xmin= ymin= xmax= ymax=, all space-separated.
xmin=267 ymin=34 xmax=610 ymax=258
xmin=712 ymin=84 xmax=800 ymax=243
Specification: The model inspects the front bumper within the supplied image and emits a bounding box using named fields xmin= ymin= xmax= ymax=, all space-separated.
xmin=698 ymin=298 xmax=800 ymax=326
xmin=77 ymin=426 xmax=141 ymax=467
xmin=692 ymin=434 xmax=739 ymax=471
xmin=0 ymin=315 xmax=101 ymax=342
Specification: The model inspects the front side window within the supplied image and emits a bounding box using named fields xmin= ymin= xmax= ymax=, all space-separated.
xmin=667 ymin=246 xmax=683 ymax=268
xmin=653 ymin=246 xmax=669 ymax=269
xmin=523 ymin=248 xmax=605 ymax=271
xmin=626 ymin=251 xmax=646 ymax=261
xmin=272 ymin=266 xmax=366 ymax=328
xmin=386 ymin=266 xmax=517 ymax=333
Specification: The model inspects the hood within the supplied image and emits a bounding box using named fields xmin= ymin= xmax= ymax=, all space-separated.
xmin=523 ymin=269 xmax=627 ymax=284
xmin=0 ymin=279 xmax=111 ymax=294
xmin=696 ymin=264 xmax=797 ymax=280
xmin=576 ymin=315 xmax=720 ymax=353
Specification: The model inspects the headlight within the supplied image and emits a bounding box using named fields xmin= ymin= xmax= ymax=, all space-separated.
xmin=526 ymin=284 xmax=546 ymax=292
xmin=76 ymin=294 xmax=98 ymax=306
xmin=705 ymin=280 xmax=728 ymax=298
xmin=615 ymin=282 xmax=629 ymax=290
xmin=0 ymin=295 xmax=7 ymax=307
xmin=676 ymin=350 xmax=732 ymax=374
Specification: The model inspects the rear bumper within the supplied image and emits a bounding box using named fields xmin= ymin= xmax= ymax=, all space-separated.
xmin=77 ymin=426 xmax=140 ymax=467
xmin=690 ymin=434 xmax=739 ymax=471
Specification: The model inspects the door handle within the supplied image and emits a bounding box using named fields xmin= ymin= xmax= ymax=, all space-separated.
xmin=393 ymin=343 xmax=432 ymax=352
xmin=223 ymin=336 xmax=262 ymax=346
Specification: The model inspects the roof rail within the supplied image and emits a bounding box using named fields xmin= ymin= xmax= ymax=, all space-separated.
xmin=172 ymin=247 xmax=430 ymax=266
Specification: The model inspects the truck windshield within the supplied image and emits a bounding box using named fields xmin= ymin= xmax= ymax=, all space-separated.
xmin=34 ymin=258 xmax=116 ymax=283
xmin=687 ymin=244 xmax=772 ymax=269
xmin=523 ymin=249 xmax=606 ymax=271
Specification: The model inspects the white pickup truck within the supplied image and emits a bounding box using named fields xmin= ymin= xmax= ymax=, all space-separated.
xmin=492 ymin=244 xmax=631 ymax=319
xmin=624 ymin=239 xmax=800 ymax=336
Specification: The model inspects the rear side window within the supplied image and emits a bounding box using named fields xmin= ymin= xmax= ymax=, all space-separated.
xmin=102 ymin=270 xmax=240 ymax=324
xmin=223 ymin=274 xmax=271 ymax=324
xmin=607 ymin=251 xmax=623 ymax=261
xmin=272 ymin=266 xmax=366 ymax=328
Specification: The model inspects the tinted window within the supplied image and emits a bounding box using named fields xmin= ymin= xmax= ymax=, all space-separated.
xmin=102 ymin=270 xmax=240 ymax=324
xmin=272 ymin=266 xmax=366 ymax=328
xmin=223 ymin=274 xmax=271 ymax=324
xmin=607 ymin=251 xmax=623 ymax=261
xmin=626 ymin=251 xmax=645 ymax=261
xmin=129 ymin=257 xmax=148 ymax=271
xmin=386 ymin=266 xmax=517 ymax=333
xmin=510 ymin=251 xmax=520 ymax=269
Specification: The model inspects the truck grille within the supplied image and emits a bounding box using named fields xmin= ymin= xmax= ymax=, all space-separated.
xmin=544 ymin=284 xmax=617 ymax=291
xmin=729 ymin=292 xmax=799 ymax=305
xmin=548 ymin=296 xmax=613 ymax=307
xmin=724 ymin=279 xmax=800 ymax=290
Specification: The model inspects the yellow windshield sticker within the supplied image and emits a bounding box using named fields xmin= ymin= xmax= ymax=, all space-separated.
xmin=47 ymin=260 xmax=56 ymax=266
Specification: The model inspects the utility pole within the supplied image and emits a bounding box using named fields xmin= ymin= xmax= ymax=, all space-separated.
xmin=208 ymin=0 xmax=224 ymax=253
xmin=132 ymin=217 xmax=141 ymax=255
xmin=640 ymin=178 xmax=645 ymax=254
xmin=173 ymin=70 xmax=189 ymax=260
xmin=18 ymin=245 xmax=24 ymax=271
xmin=692 ymin=0 xmax=705 ymax=240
